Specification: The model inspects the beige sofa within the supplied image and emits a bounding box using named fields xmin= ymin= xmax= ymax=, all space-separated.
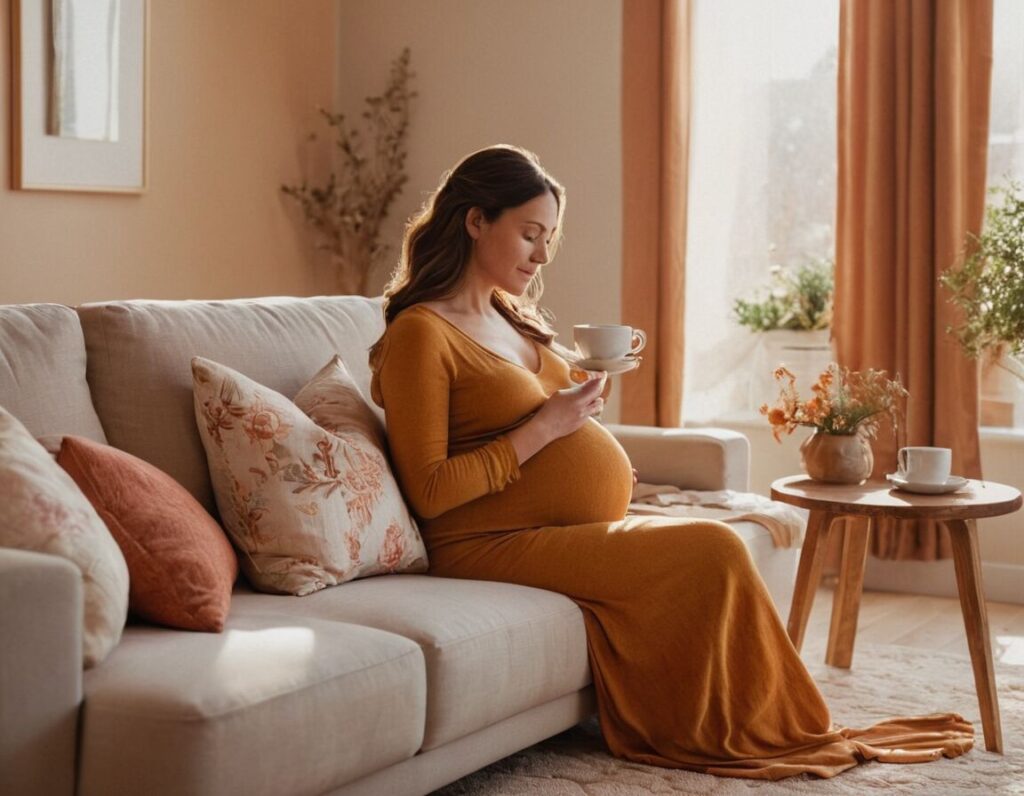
xmin=0 ymin=295 xmax=799 ymax=796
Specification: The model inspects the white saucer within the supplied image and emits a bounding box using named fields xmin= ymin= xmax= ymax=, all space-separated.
xmin=886 ymin=473 xmax=969 ymax=495
xmin=573 ymin=355 xmax=641 ymax=375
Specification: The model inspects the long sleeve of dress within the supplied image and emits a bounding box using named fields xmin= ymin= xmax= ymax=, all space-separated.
xmin=371 ymin=311 xmax=521 ymax=519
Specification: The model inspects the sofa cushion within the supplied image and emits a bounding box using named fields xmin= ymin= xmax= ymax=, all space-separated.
xmin=230 ymin=574 xmax=591 ymax=751
xmin=76 ymin=296 xmax=385 ymax=513
xmin=56 ymin=435 xmax=238 ymax=632
xmin=0 ymin=303 xmax=107 ymax=441
xmin=191 ymin=356 xmax=426 ymax=596
xmin=79 ymin=612 xmax=426 ymax=796
xmin=0 ymin=408 xmax=128 ymax=668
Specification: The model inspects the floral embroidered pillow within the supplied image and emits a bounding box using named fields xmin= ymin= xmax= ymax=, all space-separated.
xmin=191 ymin=356 xmax=427 ymax=596
xmin=0 ymin=407 xmax=129 ymax=667
xmin=294 ymin=355 xmax=388 ymax=451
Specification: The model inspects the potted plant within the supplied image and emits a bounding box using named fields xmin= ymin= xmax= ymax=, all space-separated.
xmin=760 ymin=363 xmax=908 ymax=484
xmin=735 ymin=258 xmax=835 ymax=408
xmin=941 ymin=181 xmax=1024 ymax=388
xmin=733 ymin=258 xmax=835 ymax=334
xmin=282 ymin=48 xmax=416 ymax=296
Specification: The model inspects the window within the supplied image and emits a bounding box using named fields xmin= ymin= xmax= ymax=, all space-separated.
xmin=980 ymin=0 xmax=1024 ymax=429
xmin=682 ymin=0 xmax=839 ymax=423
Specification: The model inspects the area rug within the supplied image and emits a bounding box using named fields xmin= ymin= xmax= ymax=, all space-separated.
xmin=433 ymin=643 xmax=1024 ymax=794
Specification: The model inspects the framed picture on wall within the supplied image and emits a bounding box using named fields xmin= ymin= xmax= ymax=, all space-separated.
xmin=11 ymin=0 xmax=149 ymax=194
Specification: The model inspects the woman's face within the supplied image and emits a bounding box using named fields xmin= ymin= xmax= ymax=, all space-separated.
xmin=465 ymin=190 xmax=559 ymax=296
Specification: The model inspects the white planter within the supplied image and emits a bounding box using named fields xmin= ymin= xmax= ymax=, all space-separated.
xmin=749 ymin=329 xmax=834 ymax=411
xmin=980 ymin=351 xmax=1024 ymax=427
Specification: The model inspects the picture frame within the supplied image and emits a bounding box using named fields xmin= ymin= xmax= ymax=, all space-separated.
xmin=10 ymin=0 xmax=149 ymax=194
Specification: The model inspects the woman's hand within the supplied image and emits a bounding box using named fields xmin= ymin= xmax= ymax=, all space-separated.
xmin=506 ymin=373 xmax=606 ymax=464
xmin=535 ymin=373 xmax=606 ymax=439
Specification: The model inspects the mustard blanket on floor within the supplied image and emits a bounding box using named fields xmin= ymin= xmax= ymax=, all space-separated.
xmin=371 ymin=305 xmax=972 ymax=780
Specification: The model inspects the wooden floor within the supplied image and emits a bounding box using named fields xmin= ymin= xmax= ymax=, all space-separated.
xmin=801 ymin=583 xmax=1024 ymax=666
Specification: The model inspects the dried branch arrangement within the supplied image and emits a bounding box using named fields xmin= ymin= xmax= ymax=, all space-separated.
xmin=282 ymin=48 xmax=416 ymax=295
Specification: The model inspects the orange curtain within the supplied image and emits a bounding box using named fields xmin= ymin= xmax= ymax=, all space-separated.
xmin=835 ymin=0 xmax=992 ymax=560
xmin=620 ymin=0 xmax=690 ymax=427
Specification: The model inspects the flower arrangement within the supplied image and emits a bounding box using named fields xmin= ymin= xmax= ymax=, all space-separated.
xmin=760 ymin=363 xmax=908 ymax=442
xmin=281 ymin=48 xmax=416 ymax=296
xmin=733 ymin=259 xmax=834 ymax=332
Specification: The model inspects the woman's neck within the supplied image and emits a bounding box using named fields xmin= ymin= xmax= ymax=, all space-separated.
xmin=439 ymin=269 xmax=499 ymax=318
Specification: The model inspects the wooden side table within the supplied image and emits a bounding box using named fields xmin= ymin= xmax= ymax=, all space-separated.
xmin=771 ymin=475 xmax=1022 ymax=754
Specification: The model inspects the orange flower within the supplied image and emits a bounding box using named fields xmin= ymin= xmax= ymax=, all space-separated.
xmin=761 ymin=361 xmax=908 ymax=442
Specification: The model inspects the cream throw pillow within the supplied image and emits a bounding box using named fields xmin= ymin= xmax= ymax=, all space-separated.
xmin=192 ymin=356 xmax=427 ymax=596
xmin=0 ymin=407 xmax=129 ymax=667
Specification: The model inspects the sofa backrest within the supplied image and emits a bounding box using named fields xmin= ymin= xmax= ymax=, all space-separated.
xmin=0 ymin=304 xmax=108 ymax=443
xmin=76 ymin=295 xmax=385 ymax=513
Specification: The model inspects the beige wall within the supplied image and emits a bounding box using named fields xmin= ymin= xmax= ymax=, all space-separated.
xmin=335 ymin=0 xmax=624 ymax=415
xmin=0 ymin=0 xmax=336 ymax=305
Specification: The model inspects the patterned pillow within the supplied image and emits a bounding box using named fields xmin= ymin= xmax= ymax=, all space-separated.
xmin=191 ymin=356 xmax=427 ymax=596
xmin=0 ymin=407 xmax=129 ymax=667
xmin=294 ymin=355 xmax=387 ymax=451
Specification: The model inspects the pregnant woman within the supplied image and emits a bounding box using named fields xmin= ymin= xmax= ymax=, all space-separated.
xmin=369 ymin=145 xmax=972 ymax=779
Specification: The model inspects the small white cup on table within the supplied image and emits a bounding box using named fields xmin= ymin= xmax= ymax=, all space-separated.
xmin=897 ymin=446 xmax=952 ymax=485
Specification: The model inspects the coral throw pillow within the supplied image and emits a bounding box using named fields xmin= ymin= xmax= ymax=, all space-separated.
xmin=191 ymin=356 xmax=427 ymax=596
xmin=0 ymin=407 xmax=128 ymax=667
xmin=56 ymin=436 xmax=238 ymax=632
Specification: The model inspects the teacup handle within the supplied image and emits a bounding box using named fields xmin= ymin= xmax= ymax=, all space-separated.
xmin=897 ymin=448 xmax=908 ymax=477
xmin=630 ymin=329 xmax=647 ymax=356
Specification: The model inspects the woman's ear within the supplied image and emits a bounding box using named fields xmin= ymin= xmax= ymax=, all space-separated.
xmin=465 ymin=207 xmax=486 ymax=240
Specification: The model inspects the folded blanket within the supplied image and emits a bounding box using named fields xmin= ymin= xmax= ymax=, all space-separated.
xmin=628 ymin=484 xmax=805 ymax=548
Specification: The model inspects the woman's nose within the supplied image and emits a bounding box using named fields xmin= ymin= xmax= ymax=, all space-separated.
xmin=532 ymin=242 xmax=550 ymax=264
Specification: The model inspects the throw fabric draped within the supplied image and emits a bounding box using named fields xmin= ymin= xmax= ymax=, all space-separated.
xmin=620 ymin=0 xmax=690 ymax=427
xmin=371 ymin=305 xmax=973 ymax=780
xmin=628 ymin=484 xmax=805 ymax=548
xmin=834 ymin=0 xmax=992 ymax=560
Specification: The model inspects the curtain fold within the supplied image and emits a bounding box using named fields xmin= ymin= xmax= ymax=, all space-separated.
xmin=621 ymin=0 xmax=690 ymax=427
xmin=835 ymin=0 xmax=993 ymax=560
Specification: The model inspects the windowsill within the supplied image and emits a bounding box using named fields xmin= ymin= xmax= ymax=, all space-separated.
xmin=685 ymin=412 xmax=1024 ymax=442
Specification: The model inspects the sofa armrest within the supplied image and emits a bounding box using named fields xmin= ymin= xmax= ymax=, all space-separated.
xmin=605 ymin=424 xmax=750 ymax=492
xmin=0 ymin=548 xmax=82 ymax=796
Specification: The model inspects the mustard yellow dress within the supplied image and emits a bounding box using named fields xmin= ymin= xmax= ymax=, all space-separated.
xmin=370 ymin=304 xmax=972 ymax=780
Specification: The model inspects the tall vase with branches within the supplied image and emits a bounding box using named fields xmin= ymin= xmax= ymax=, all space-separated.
xmin=282 ymin=48 xmax=416 ymax=295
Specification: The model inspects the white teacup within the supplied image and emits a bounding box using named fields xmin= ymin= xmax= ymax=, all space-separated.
xmin=897 ymin=446 xmax=952 ymax=485
xmin=574 ymin=324 xmax=647 ymax=361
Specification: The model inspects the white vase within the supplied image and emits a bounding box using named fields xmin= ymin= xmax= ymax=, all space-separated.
xmin=749 ymin=328 xmax=834 ymax=411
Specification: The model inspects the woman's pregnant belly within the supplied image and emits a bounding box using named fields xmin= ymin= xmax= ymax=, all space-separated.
xmin=424 ymin=420 xmax=635 ymax=541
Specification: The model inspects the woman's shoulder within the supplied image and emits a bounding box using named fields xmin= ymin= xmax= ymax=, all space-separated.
xmin=389 ymin=303 xmax=447 ymax=332
xmin=379 ymin=304 xmax=455 ymax=356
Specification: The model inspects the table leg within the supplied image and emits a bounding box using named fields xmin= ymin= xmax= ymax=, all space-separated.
xmin=787 ymin=510 xmax=833 ymax=652
xmin=947 ymin=518 xmax=1002 ymax=754
xmin=825 ymin=516 xmax=871 ymax=668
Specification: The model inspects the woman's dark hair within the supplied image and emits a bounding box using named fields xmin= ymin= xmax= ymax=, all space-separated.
xmin=370 ymin=145 xmax=565 ymax=366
